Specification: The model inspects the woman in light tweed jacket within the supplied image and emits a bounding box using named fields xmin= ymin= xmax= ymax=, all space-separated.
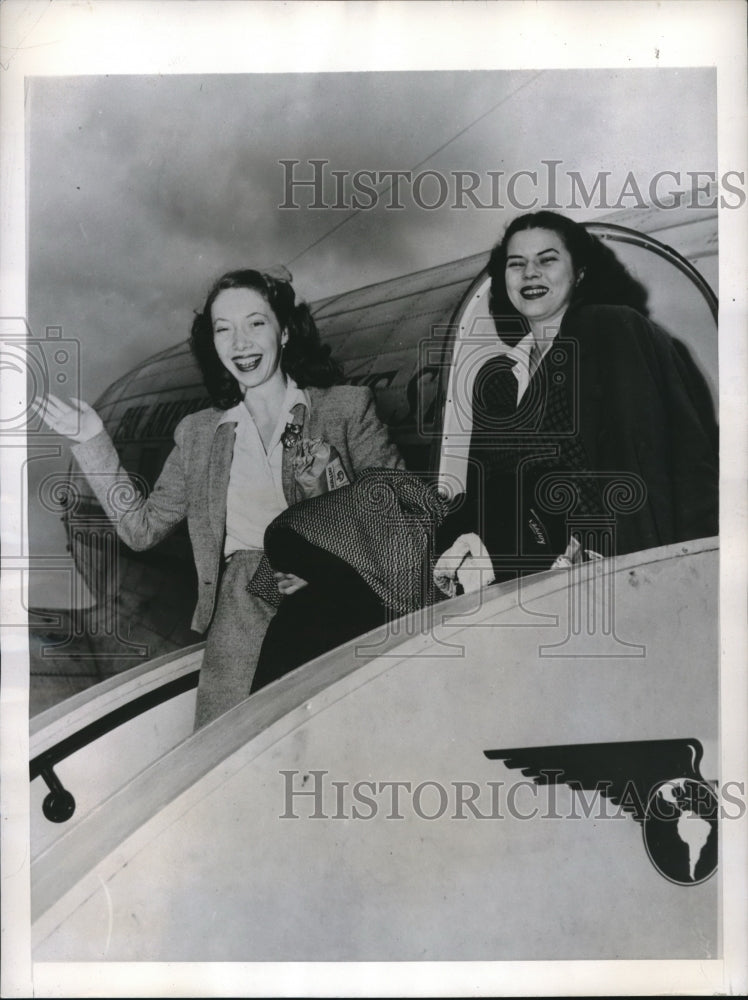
xmin=42 ymin=268 xmax=404 ymax=728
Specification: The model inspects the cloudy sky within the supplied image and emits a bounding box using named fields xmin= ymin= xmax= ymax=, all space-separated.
xmin=27 ymin=67 xmax=716 ymax=578
xmin=28 ymin=69 xmax=716 ymax=401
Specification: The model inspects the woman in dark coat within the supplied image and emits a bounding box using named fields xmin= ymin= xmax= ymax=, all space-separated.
xmin=437 ymin=210 xmax=718 ymax=589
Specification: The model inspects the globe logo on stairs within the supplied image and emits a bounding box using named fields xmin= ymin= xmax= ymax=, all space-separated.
xmin=643 ymin=778 xmax=718 ymax=886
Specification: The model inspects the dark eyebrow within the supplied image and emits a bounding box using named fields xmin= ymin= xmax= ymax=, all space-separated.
xmin=212 ymin=311 xmax=266 ymax=325
xmin=506 ymin=246 xmax=560 ymax=260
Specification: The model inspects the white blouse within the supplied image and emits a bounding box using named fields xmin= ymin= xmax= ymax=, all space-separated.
xmin=219 ymin=379 xmax=308 ymax=554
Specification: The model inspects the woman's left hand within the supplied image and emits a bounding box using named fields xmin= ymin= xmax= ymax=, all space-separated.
xmin=433 ymin=533 xmax=495 ymax=597
xmin=273 ymin=572 xmax=309 ymax=596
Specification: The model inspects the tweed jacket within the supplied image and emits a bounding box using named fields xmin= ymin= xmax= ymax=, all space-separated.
xmin=72 ymin=385 xmax=405 ymax=632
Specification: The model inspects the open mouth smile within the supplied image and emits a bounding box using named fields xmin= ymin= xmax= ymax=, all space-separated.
xmin=520 ymin=286 xmax=549 ymax=300
xmin=233 ymin=354 xmax=262 ymax=372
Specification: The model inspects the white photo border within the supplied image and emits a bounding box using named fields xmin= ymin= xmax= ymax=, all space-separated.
xmin=1 ymin=1 xmax=746 ymax=996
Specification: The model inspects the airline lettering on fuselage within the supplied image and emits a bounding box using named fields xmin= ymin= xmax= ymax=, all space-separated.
xmin=344 ymin=366 xmax=441 ymax=428
xmin=345 ymin=370 xmax=398 ymax=392
xmin=405 ymin=364 xmax=440 ymax=428
xmin=113 ymin=368 xmax=439 ymax=446
xmin=113 ymin=397 xmax=209 ymax=443
xmin=113 ymin=405 xmax=149 ymax=443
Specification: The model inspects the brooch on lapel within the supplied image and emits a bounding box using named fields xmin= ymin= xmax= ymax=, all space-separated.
xmin=281 ymin=421 xmax=304 ymax=450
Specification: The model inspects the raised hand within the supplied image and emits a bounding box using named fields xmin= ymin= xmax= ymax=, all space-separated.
xmin=37 ymin=394 xmax=105 ymax=443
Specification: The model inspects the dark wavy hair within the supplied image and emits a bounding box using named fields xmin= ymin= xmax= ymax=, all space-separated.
xmin=190 ymin=269 xmax=342 ymax=409
xmin=487 ymin=211 xmax=650 ymax=343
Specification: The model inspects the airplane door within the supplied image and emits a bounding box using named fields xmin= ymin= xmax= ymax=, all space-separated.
xmin=438 ymin=223 xmax=718 ymax=495
xmin=587 ymin=222 xmax=718 ymax=404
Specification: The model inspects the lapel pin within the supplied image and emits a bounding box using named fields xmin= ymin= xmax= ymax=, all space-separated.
xmin=281 ymin=422 xmax=303 ymax=450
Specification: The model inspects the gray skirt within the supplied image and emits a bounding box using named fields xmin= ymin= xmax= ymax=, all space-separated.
xmin=193 ymin=549 xmax=277 ymax=730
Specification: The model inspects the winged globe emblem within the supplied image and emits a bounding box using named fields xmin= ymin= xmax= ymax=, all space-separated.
xmin=484 ymin=738 xmax=718 ymax=886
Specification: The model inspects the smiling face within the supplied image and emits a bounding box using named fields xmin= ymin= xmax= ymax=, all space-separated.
xmin=211 ymin=286 xmax=287 ymax=393
xmin=504 ymin=228 xmax=578 ymax=334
